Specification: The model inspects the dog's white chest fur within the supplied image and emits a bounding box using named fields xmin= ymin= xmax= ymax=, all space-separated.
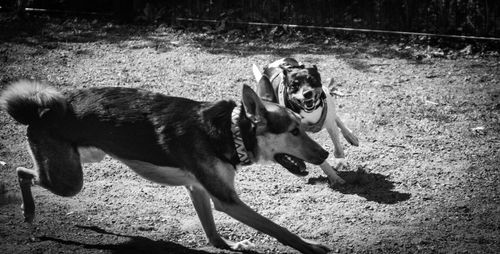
xmin=299 ymin=86 xmax=337 ymax=127
xmin=300 ymin=107 xmax=324 ymax=125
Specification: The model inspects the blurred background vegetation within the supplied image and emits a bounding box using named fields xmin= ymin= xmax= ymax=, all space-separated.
xmin=1 ymin=0 xmax=499 ymax=37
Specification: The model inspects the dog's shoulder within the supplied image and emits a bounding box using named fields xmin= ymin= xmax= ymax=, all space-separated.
xmin=200 ymin=100 xmax=235 ymax=123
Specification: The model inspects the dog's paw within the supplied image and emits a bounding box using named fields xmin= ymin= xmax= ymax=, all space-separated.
xmin=211 ymin=237 xmax=255 ymax=251
xmin=301 ymin=238 xmax=331 ymax=254
xmin=328 ymin=174 xmax=346 ymax=187
xmin=229 ymin=239 xmax=255 ymax=251
xmin=309 ymin=244 xmax=331 ymax=254
xmin=331 ymin=158 xmax=347 ymax=171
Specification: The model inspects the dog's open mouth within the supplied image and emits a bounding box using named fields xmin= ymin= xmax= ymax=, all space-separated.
xmin=274 ymin=153 xmax=307 ymax=176
xmin=300 ymin=96 xmax=323 ymax=112
xmin=303 ymin=99 xmax=318 ymax=111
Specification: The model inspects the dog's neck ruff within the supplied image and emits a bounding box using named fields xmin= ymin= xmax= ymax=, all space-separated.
xmin=231 ymin=104 xmax=252 ymax=165
xmin=273 ymin=72 xmax=328 ymax=133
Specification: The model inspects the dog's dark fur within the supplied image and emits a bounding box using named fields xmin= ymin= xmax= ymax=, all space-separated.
xmin=253 ymin=58 xmax=359 ymax=185
xmin=0 ymin=80 xmax=330 ymax=254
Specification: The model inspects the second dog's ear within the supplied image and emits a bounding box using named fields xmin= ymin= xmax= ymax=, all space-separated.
xmin=256 ymin=75 xmax=277 ymax=103
xmin=242 ymin=84 xmax=268 ymax=127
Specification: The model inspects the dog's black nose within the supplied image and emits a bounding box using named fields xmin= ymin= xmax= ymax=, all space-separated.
xmin=303 ymin=90 xmax=314 ymax=99
xmin=311 ymin=148 xmax=329 ymax=165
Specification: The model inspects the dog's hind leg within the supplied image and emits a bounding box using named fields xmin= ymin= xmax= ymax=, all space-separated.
xmin=18 ymin=126 xmax=83 ymax=222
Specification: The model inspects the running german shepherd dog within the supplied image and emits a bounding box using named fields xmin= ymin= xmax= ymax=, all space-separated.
xmin=0 ymin=80 xmax=330 ymax=254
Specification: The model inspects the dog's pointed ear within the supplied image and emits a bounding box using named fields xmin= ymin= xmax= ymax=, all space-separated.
xmin=241 ymin=84 xmax=267 ymax=126
xmin=256 ymin=75 xmax=277 ymax=103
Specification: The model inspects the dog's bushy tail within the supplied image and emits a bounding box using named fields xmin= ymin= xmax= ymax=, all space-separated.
xmin=0 ymin=80 xmax=67 ymax=125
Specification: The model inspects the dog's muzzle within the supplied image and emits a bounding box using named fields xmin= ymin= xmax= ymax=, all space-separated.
xmin=297 ymin=91 xmax=322 ymax=113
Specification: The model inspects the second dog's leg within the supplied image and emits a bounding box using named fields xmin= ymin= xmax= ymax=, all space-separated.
xmin=326 ymin=119 xmax=345 ymax=160
xmin=318 ymin=113 xmax=347 ymax=187
xmin=325 ymin=115 xmax=348 ymax=168
xmin=322 ymin=88 xmax=349 ymax=172
xmin=16 ymin=167 xmax=37 ymax=223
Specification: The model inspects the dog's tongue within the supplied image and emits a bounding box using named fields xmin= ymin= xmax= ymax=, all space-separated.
xmin=274 ymin=154 xmax=308 ymax=176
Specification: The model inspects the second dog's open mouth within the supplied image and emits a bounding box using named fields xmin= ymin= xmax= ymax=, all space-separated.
xmin=300 ymin=96 xmax=323 ymax=112
xmin=274 ymin=153 xmax=308 ymax=176
xmin=303 ymin=99 xmax=317 ymax=111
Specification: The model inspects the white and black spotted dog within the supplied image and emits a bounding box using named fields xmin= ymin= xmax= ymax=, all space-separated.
xmin=253 ymin=58 xmax=359 ymax=185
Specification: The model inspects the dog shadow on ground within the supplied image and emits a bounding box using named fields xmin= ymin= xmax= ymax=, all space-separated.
xmin=38 ymin=225 xmax=258 ymax=254
xmin=308 ymin=169 xmax=411 ymax=204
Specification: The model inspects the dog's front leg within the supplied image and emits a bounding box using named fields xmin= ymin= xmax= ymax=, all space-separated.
xmin=323 ymin=94 xmax=350 ymax=168
xmin=319 ymin=161 xmax=345 ymax=186
xmin=186 ymin=185 xmax=254 ymax=250
xmin=315 ymin=110 xmax=346 ymax=186
xmin=212 ymin=197 xmax=330 ymax=254
xmin=325 ymin=119 xmax=347 ymax=168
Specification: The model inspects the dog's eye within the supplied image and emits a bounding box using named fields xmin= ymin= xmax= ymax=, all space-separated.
xmin=290 ymin=127 xmax=300 ymax=136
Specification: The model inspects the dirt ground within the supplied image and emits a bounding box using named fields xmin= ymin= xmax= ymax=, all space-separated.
xmin=0 ymin=17 xmax=499 ymax=254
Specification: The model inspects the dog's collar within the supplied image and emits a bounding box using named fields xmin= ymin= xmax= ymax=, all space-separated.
xmin=231 ymin=104 xmax=252 ymax=166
